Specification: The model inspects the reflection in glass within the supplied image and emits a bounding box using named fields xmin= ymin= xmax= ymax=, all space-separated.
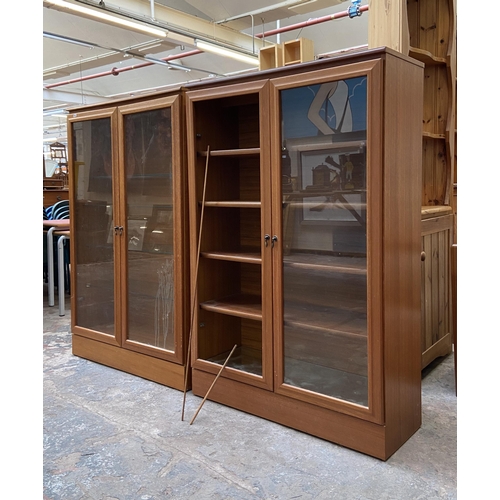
xmin=72 ymin=117 xmax=115 ymax=335
xmin=124 ymin=108 xmax=175 ymax=350
xmin=280 ymin=77 xmax=368 ymax=406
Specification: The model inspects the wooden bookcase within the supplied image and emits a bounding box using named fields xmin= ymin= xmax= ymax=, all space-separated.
xmin=368 ymin=0 xmax=457 ymax=368
xmin=186 ymin=48 xmax=423 ymax=460
xmin=67 ymin=91 xmax=190 ymax=390
xmin=259 ymin=38 xmax=314 ymax=71
xmin=282 ymin=37 xmax=314 ymax=66
xmin=259 ymin=43 xmax=283 ymax=71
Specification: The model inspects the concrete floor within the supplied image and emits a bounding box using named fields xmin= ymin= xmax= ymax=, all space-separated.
xmin=43 ymin=294 xmax=457 ymax=500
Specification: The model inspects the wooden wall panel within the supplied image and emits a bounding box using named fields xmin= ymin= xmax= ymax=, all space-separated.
xmin=406 ymin=0 xmax=451 ymax=58
xmin=421 ymin=137 xmax=447 ymax=206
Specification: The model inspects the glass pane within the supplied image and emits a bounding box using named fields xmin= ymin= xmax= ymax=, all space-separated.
xmin=124 ymin=108 xmax=175 ymax=350
xmin=71 ymin=118 xmax=115 ymax=335
xmin=280 ymin=77 xmax=368 ymax=406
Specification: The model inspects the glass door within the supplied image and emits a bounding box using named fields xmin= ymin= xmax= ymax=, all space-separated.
xmin=119 ymin=96 xmax=185 ymax=363
xmin=271 ymin=61 xmax=384 ymax=421
xmin=69 ymin=109 xmax=119 ymax=342
xmin=69 ymin=96 xmax=185 ymax=363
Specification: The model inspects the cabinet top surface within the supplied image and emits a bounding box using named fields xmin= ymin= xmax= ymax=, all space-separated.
xmin=68 ymin=84 xmax=185 ymax=115
xmin=184 ymin=46 xmax=423 ymax=93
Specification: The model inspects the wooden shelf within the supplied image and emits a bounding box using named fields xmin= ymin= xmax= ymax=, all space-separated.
xmin=200 ymin=295 xmax=366 ymax=337
xmin=422 ymin=131 xmax=445 ymax=140
xmin=283 ymin=38 xmax=314 ymax=66
xmin=200 ymin=294 xmax=262 ymax=321
xmin=203 ymin=201 xmax=261 ymax=208
xmin=284 ymin=301 xmax=367 ymax=337
xmin=259 ymin=44 xmax=283 ymax=71
xmin=421 ymin=205 xmax=453 ymax=219
xmin=284 ymin=316 xmax=366 ymax=339
xmin=199 ymin=148 xmax=260 ymax=157
xmin=201 ymin=250 xmax=261 ymax=264
xmin=207 ymin=346 xmax=262 ymax=377
xmin=283 ymin=254 xmax=366 ymax=275
xmin=409 ymin=47 xmax=446 ymax=66
xmin=288 ymin=200 xmax=367 ymax=210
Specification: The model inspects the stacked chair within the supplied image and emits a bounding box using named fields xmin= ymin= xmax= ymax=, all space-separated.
xmin=43 ymin=200 xmax=71 ymax=292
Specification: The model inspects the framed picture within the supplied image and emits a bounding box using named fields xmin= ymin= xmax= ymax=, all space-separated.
xmin=127 ymin=219 xmax=147 ymax=252
xmin=298 ymin=145 xmax=366 ymax=224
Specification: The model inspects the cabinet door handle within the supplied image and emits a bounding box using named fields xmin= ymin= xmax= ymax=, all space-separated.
xmin=114 ymin=225 xmax=124 ymax=236
xmin=264 ymin=234 xmax=270 ymax=247
xmin=271 ymin=235 xmax=278 ymax=248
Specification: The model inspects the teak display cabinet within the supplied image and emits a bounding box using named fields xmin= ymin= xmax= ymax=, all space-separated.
xmin=186 ymin=48 xmax=423 ymax=460
xmin=67 ymin=92 xmax=190 ymax=390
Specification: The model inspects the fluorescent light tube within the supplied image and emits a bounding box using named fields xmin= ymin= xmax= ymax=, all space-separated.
xmin=288 ymin=0 xmax=317 ymax=9
xmin=44 ymin=0 xmax=167 ymax=38
xmin=44 ymin=109 xmax=69 ymax=117
xmin=196 ymin=40 xmax=259 ymax=66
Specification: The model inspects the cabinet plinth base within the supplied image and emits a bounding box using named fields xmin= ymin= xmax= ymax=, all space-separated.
xmin=421 ymin=332 xmax=452 ymax=369
xmin=72 ymin=334 xmax=189 ymax=391
xmin=191 ymin=369 xmax=419 ymax=461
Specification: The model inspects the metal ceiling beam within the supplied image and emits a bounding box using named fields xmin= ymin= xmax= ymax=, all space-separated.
xmin=43 ymin=88 xmax=109 ymax=106
xmin=43 ymin=34 xmax=179 ymax=80
xmin=43 ymin=0 xmax=272 ymax=56
xmin=42 ymin=31 xmax=221 ymax=77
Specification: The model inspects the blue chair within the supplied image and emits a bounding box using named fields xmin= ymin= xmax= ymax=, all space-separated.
xmin=50 ymin=200 xmax=70 ymax=220
xmin=53 ymin=207 xmax=70 ymax=220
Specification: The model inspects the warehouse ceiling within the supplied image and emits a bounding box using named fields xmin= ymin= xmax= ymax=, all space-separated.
xmin=43 ymin=0 xmax=369 ymax=147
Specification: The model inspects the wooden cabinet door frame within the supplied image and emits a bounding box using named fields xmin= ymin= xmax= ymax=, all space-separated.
xmin=269 ymin=60 xmax=385 ymax=424
xmin=186 ymin=80 xmax=274 ymax=390
xmin=69 ymin=107 xmax=122 ymax=347
xmin=69 ymin=97 xmax=186 ymax=364
xmin=116 ymin=95 xmax=186 ymax=364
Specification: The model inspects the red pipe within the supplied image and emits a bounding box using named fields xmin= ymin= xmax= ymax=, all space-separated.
xmin=256 ymin=5 xmax=369 ymax=38
xmin=44 ymin=5 xmax=369 ymax=89
xmin=45 ymin=64 xmax=149 ymax=88
xmin=44 ymin=49 xmax=203 ymax=89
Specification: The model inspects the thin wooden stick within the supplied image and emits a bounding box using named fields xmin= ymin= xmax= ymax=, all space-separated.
xmin=189 ymin=344 xmax=237 ymax=425
xmin=181 ymin=146 xmax=210 ymax=421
